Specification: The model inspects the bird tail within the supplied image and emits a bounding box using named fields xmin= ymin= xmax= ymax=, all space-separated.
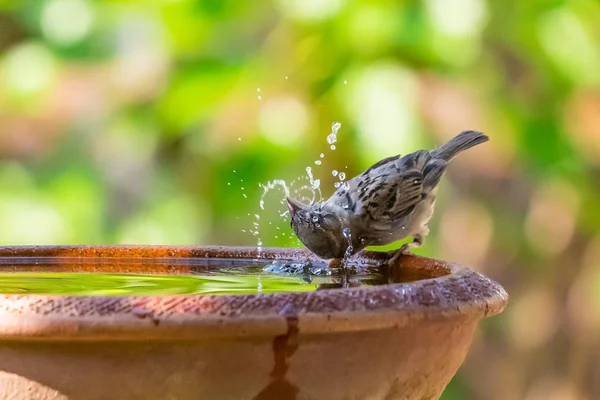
xmin=431 ymin=130 xmax=488 ymax=161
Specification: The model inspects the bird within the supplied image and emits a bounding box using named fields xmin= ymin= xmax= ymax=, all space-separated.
xmin=286 ymin=130 xmax=489 ymax=262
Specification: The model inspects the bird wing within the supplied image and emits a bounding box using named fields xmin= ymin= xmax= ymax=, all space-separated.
xmin=346 ymin=151 xmax=429 ymax=223
xmin=363 ymin=168 xmax=423 ymax=222
xmin=329 ymin=150 xmax=445 ymax=223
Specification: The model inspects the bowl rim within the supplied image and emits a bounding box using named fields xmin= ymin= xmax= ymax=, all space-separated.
xmin=0 ymin=245 xmax=508 ymax=341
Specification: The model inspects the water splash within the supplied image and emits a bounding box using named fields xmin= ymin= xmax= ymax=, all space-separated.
xmin=327 ymin=122 xmax=341 ymax=145
xmin=259 ymin=180 xmax=290 ymax=210
xmin=305 ymin=167 xmax=321 ymax=193
xmin=343 ymin=227 xmax=353 ymax=261
xmin=253 ymin=180 xmax=292 ymax=258
xmin=247 ymin=121 xmax=344 ymax=256
xmin=335 ymin=170 xmax=350 ymax=190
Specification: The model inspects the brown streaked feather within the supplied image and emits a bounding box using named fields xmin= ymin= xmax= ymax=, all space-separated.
xmin=366 ymin=169 xmax=423 ymax=222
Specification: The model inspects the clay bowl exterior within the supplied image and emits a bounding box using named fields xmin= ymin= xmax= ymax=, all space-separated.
xmin=0 ymin=245 xmax=508 ymax=400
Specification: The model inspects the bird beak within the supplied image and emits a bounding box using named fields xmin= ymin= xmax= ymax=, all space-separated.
xmin=286 ymin=197 xmax=307 ymax=217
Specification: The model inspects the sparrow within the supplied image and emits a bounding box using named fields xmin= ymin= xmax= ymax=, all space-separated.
xmin=287 ymin=130 xmax=489 ymax=261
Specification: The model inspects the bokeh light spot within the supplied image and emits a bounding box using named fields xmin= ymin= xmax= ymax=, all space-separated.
xmin=258 ymin=97 xmax=309 ymax=146
xmin=425 ymin=0 xmax=488 ymax=38
xmin=1 ymin=42 xmax=56 ymax=100
xmin=340 ymin=63 xmax=421 ymax=159
xmin=277 ymin=0 xmax=346 ymax=22
xmin=440 ymin=199 xmax=493 ymax=268
xmin=525 ymin=179 xmax=579 ymax=257
xmin=41 ymin=0 xmax=94 ymax=46
xmin=508 ymin=286 xmax=558 ymax=350
xmin=537 ymin=9 xmax=600 ymax=85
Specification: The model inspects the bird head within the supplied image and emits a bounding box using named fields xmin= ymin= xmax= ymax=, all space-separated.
xmin=287 ymin=197 xmax=348 ymax=259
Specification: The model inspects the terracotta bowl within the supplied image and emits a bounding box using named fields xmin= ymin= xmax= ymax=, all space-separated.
xmin=0 ymin=245 xmax=508 ymax=400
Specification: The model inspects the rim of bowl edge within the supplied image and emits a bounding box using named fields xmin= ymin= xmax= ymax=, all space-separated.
xmin=0 ymin=245 xmax=509 ymax=341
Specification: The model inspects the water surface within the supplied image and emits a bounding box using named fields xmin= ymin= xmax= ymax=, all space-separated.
xmin=0 ymin=257 xmax=440 ymax=296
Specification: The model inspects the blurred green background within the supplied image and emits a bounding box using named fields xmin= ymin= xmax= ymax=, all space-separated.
xmin=1 ymin=0 xmax=600 ymax=398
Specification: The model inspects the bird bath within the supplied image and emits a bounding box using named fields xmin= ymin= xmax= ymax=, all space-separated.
xmin=0 ymin=245 xmax=507 ymax=400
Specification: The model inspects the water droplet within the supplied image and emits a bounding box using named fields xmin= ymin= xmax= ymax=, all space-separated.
xmin=342 ymin=227 xmax=353 ymax=260
xmin=305 ymin=167 xmax=321 ymax=193
xmin=243 ymin=194 xmax=247 ymax=198
xmin=312 ymin=216 xmax=319 ymax=223
xmin=327 ymin=134 xmax=336 ymax=145
xmin=257 ymin=88 xmax=261 ymax=92
xmin=332 ymin=122 xmax=341 ymax=132
xmin=344 ymin=80 xmax=347 ymax=84
xmin=275 ymin=235 xmax=278 ymax=239
xmin=227 ymin=182 xmax=231 ymax=185
xmin=334 ymin=182 xmax=341 ymax=188
xmin=238 ymin=137 xmax=242 ymax=141
xmin=242 ymin=229 xmax=247 ymax=233
xmin=285 ymin=76 xmax=289 ymax=80
xmin=241 ymin=187 xmax=245 ymax=190
xmin=330 ymin=145 xmax=336 ymax=150
xmin=233 ymin=170 xmax=236 ymax=173
xmin=342 ymin=182 xmax=350 ymax=190
xmin=338 ymin=172 xmax=346 ymax=180
xmin=254 ymin=214 xmax=260 ymax=219
xmin=314 ymin=160 xmax=322 ymax=165
xmin=257 ymin=96 xmax=262 ymax=100
xmin=332 ymin=170 xmax=338 ymax=177
xmin=320 ymin=153 xmax=324 ymax=158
